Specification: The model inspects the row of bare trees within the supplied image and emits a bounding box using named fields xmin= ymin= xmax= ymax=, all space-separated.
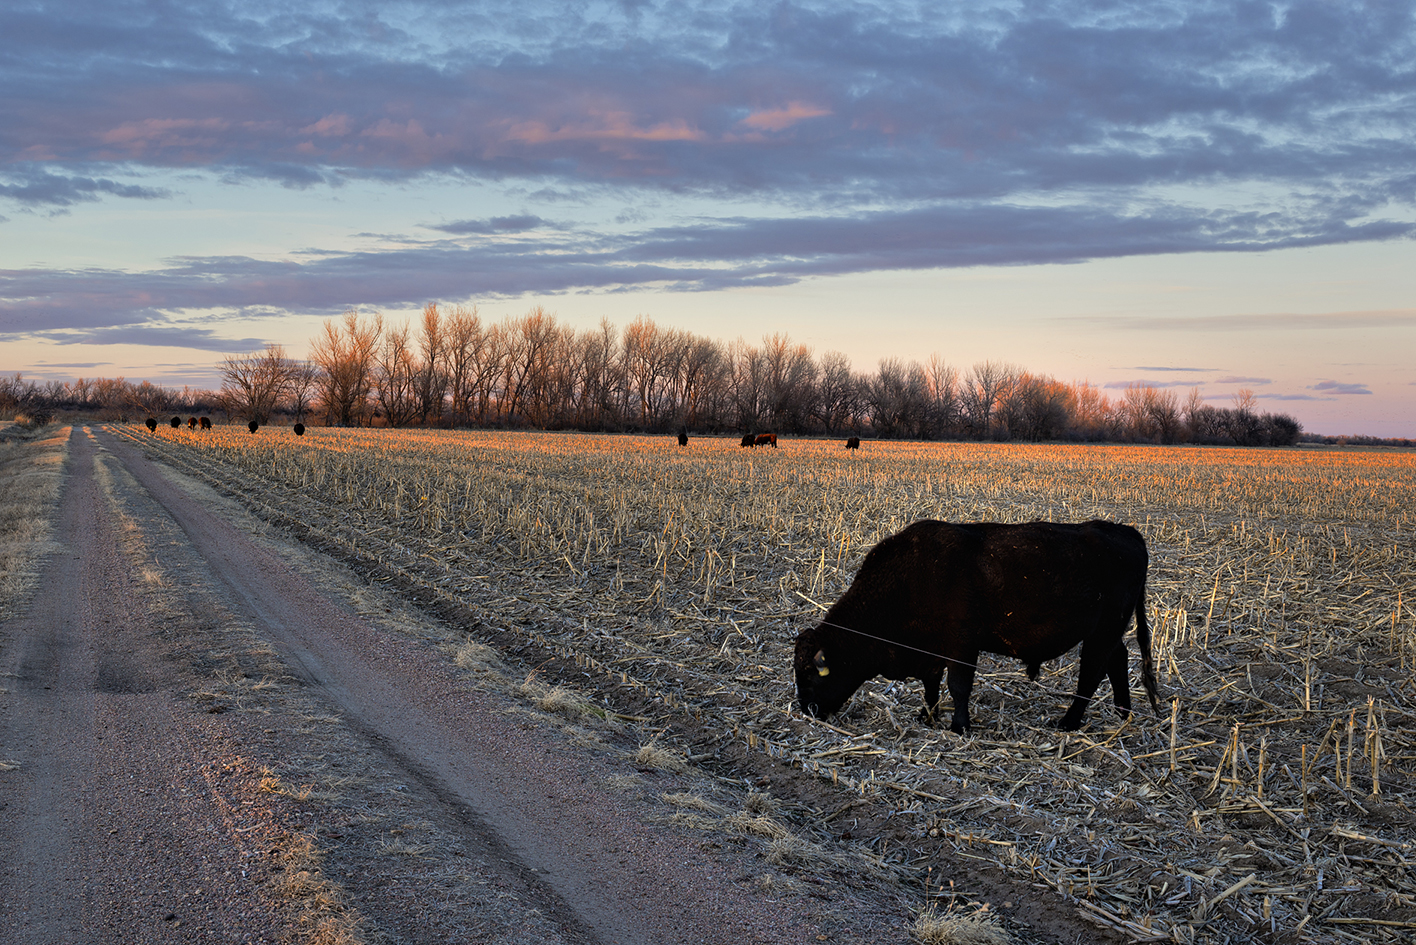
xmin=2 ymin=303 xmax=1305 ymax=446
xmin=1 ymin=373 xmax=215 ymax=422
xmin=266 ymin=305 xmax=1303 ymax=445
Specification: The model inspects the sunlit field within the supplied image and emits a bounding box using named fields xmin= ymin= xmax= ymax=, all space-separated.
xmin=118 ymin=424 xmax=1416 ymax=943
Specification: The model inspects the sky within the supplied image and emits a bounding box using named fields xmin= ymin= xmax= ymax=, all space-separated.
xmin=2 ymin=0 xmax=1414 ymax=437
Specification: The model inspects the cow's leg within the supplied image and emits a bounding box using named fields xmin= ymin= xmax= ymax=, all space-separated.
xmin=945 ymin=657 xmax=977 ymax=735
xmin=1055 ymin=637 xmax=1117 ymax=731
xmin=1106 ymin=642 xmax=1133 ymax=718
xmin=919 ymin=668 xmax=944 ymax=725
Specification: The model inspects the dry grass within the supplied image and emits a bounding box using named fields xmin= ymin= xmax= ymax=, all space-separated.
xmin=272 ymin=831 xmax=364 ymax=945
xmin=119 ymin=424 xmax=1416 ymax=943
xmin=913 ymin=904 xmax=1012 ymax=945
xmin=0 ymin=424 xmax=69 ymax=609
xmin=634 ymin=742 xmax=688 ymax=772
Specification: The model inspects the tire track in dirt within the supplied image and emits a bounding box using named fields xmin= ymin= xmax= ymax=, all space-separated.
xmin=92 ymin=428 xmax=915 ymax=944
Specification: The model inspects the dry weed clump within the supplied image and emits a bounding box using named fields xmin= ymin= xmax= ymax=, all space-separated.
xmin=634 ymin=742 xmax=688 ymax=772
xmin=119 ymin=425 xmax=1416 ymax=943
xmin=913 ymin=903 xmax=1012 ymax=945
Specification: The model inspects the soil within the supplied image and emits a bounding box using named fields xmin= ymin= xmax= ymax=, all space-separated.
xmin=0 ymin=428 xmax=1119 ymax=944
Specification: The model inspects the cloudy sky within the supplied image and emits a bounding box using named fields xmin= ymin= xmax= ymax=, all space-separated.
xmin=2 ymin=0 xmax=1414 ymax=436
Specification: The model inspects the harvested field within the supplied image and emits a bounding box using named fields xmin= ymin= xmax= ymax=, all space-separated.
xmin=115 ymin=425 xmax=1416 ymax=943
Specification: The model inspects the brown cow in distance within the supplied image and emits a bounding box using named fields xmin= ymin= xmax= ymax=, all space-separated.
xmin=753 ymin=433 xmax=777 ymax=448
xmin=846 ymin=436 xmax=860 ymax=450
xmin=199 ymin=417 xmax=212 ymax=430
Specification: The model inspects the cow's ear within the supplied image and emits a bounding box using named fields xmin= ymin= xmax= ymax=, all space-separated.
xmin=813 ymin=649 xmax=830 ymax=676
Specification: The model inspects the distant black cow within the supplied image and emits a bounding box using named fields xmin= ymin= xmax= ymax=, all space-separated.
xmin=753 ymin=433 xmax=778 ymax=448
xmin=795 ymin=520 xmax=1159 ymax=734
xmin=740 ymin=434 xmax=755 ymax=448
xmin=248 ymin=420 xmax=259 ymax=433
xmin=170 ymin=416 xmax=181 ymax=428
xmin=145 ymin=417 xmax=158 ymax=432
xmin=199 ymin=417 xmax=212 ymax=430
xmin=677 ymin=428 xmax=688 ymax=447
xmin=293 ymin=422 xmax=306 ymax=436
xmin=846 ymin=436 xmax=860 ymax=450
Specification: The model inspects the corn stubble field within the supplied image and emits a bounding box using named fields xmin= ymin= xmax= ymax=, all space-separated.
xmin=116 ymin=424 xmax=1416 ymax=944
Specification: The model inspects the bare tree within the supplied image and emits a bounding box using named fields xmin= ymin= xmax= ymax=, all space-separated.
xmin=962 ymin=360 xmax=1018 ymax=438
xmin=374 ymin=321 xmax=419 ymax=427
xmin=286 ymin=361 xmax=319 ymax=423
xmin=761 ymin=333 xmax=817 ymax=432
xmin=1000 ymin=373 xmax=1071 ymax=441
xmin=311 ymin=309 xmax=382 ymax=426
xmin=679 ymin=335 xmax=726 ymax=430
xmin=864 ymin=358 xmax=929 ymax=438
xmin=414 ymin=302 xmax=448 ymax=425
xmin=923 ymin=354 xmax=960 ymax=437
xmin=221 ymin=344 xmax=296 ymax=424
xmin=814 ymin=351 xmax=858 ymax=434
xmin=728 ymin=339 xmax=768 ymax=432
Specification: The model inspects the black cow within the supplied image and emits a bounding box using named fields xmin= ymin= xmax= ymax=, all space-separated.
xmin=677 ymin=428 xmax=688 ymax=447
xmin=248 ymin=420 xmax=259 ymax=433
xmin=293 ymin=422 xmax=306 ymax=436
xmin=170 ymin=416 xmax=181 ymax=428
xmin=199 ymin=416 xmax=212 ymax=430
xmin=846 ymin=436 xmax=860 ymax=450
xmin=753 ymin=433 xmax=778 ymax=448
xmin=740 ymin=434 xmax=755 ymax=448
xmin=145 ymin=417 xmax=158 ymax=433
xmin=794 ymin=520 xmax=1159 ymax=734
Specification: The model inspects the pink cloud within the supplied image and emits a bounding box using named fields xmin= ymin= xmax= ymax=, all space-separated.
xmin=738 ymin=102 xmax=830 ymax=132
xmin=502 ymin=111 xmax=707 ymax=146
xmin=302 ymin=113 xmax=352 ymax=137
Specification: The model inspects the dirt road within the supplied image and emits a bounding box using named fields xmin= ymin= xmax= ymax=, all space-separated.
xmin=0 ymin=428 xmax=923 ymax=943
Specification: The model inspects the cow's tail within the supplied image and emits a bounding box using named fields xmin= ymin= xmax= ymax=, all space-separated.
xmin=1134 ymin=582 xmax=1161 ymax=716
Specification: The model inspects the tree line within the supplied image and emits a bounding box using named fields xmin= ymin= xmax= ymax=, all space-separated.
xmin=6 ymin=303 xmax=1314 ymax=446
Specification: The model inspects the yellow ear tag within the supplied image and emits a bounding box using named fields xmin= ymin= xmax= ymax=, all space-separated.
xmin=814 ymin=650 xmax=830 ymax=676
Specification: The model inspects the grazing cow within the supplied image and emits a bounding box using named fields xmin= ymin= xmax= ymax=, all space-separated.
xmin=677 ymin=428 xmax=688 ymax=447
xmin=753 ymin=433 xmax=778 ymax=448
xmin=741 ymin=434 xmax=755 ymax=448
xmin=199 ymin=416 xmax=212 ymax=430
xmin=293 ymin=422 xmax=306 ymax=436
xmin=187 ymin=417 xmax=197 ymax=429
xmin=248 ymin=420 xmax=259 ymax=433
xmin=145 ymin=417 xmax=158 ymax=433
xmin=794 ymin=520 xmax=1159 ymax=734
xmin=846 ymin=436 xmax=860 ymax=450
xmin=170 ymin=416 xmax=181 ymax=428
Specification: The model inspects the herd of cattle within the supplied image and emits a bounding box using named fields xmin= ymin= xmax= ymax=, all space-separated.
xmin=144 ymin=417 xmax=309 ymax=435
xmin=138 ymin=417 xmax=1157 ymax=733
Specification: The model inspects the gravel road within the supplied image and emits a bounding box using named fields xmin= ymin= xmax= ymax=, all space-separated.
xmin=0 ymin=427 xmax=932 ymax=943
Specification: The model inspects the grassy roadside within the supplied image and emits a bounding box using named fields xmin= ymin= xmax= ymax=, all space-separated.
xmin=0 ymin=422 xmax=70 ymax=614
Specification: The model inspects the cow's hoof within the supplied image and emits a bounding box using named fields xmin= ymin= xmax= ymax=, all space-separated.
xmin=1054 ymin=717 xmax=1083 ymax=732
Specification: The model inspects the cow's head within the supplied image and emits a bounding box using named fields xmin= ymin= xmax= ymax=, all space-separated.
xmin=793 ymin=627 xmax=862 ymax=719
